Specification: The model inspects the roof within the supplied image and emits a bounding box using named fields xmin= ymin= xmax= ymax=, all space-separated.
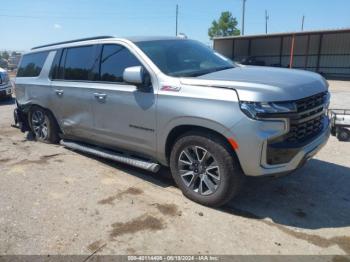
xmin=31 ymin=35 xmax=185 ymax=50
xmin=213 ymin=28 xmax=350 ymax=41
xmin=31 ymin=36 xmax=114 ymax=50
xmin=125 ymin=36 xmax=183 ymax=42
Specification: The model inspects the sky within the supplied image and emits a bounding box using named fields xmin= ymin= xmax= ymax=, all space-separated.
xmin=1 ymin=0 xmax=350 ymax=51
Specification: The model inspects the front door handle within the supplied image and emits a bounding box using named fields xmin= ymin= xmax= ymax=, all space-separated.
xmin=94 ymin=93 xmax=107 ymax=102
xmin=55 ymin=89 xmax=64 ymax=96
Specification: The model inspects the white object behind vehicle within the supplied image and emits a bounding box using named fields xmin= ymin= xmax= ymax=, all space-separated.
xmin=334 ymin=114 xmax=350 ymax=125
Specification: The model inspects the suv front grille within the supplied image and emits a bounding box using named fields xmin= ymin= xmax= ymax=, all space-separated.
xmin=286 ymin=115 xmax=324 ymax=143
xmin=266 ymin=91 xmax=328 ymax=165
xmin=296 ymin=92 xmax=327 ymax=112
xmin=285 ymin=92 xmax=328 ymax=143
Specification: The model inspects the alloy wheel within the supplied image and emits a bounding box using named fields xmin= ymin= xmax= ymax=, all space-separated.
xmin=31 ymin=110 xmax=49 ymax=140
xmin=178 ymin=146 xmax=221 ymax=196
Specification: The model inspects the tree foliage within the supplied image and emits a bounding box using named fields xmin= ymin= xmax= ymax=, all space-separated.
xmin=0 ymin=51 xmax=10 ymax=60
xmin=208 ymin=11 xmax=240 ymax=39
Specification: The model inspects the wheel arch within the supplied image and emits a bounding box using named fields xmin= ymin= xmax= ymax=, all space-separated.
xmin=163 ymin=124 xmax=239 ymax=167
xmin=25 ymin=103 xmax=62 ymax=134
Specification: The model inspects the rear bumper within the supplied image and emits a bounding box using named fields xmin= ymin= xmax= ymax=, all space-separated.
xmin=229 ymin=116 xmax=330 ymax=177
xmin=13 ymin=106 xmax=30 ymax=132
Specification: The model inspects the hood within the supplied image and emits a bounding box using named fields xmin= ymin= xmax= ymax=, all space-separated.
xmin=180 ymin=66 xmax=328 ymax=102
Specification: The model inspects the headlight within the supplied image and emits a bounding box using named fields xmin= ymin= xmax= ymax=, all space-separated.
xmin=240 ymin=101 xmax=297 ymax=119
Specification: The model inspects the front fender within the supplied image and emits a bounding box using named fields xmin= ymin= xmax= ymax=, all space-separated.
xmin=156 ymin=116 xmax=238 ymax=165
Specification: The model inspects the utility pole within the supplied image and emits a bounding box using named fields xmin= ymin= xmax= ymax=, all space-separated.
xmin=301 ymin=15 xmax=305 ymax=31
xmin=242 ymin=0 xmax=246 ymax=35
xmin=265 ymin=10 xmax=269 ymax=34
xmin=176 ymin=4 xmax=179 ymax=36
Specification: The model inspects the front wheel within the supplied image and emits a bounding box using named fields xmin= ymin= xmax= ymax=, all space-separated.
xmin=29 ymin=106 xmax=60 ymax=144
xmin=170 ymin=132 xmax=244 ymax=207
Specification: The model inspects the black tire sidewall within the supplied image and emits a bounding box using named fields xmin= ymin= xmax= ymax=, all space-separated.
xmin=338 ymin=129 xmax=350 ymax=141
xmin=170 ymin=133 xmax=243 ymax=207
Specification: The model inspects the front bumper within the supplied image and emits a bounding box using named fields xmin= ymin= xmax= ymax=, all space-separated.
xmin=229 ymin=116 xmax=330 ymax=176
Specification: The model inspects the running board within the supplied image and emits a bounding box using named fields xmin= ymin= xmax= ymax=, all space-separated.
xmin=60 ymin=140 xmax=160 ymax=173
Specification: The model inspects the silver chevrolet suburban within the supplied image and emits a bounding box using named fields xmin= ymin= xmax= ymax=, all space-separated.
xmin=14 ymin=36 xmax=330 ymax=206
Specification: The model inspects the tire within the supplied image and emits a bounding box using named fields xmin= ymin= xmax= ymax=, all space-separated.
xmin=337 ymin=128 xmax=350 ymax=142
xmin=170 ymin=131 xmax=244 ymax=207
xmin=28 ymin=106 xmax=60 ymax=144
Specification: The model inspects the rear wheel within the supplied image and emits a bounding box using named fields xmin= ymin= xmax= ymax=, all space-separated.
xmin=170 ymin=132 xmax=244 ymax=207
xmin=337 ymin=128 xmax=350 ymax=141
xmin=29 ymin=106 xmax=60 ymax=144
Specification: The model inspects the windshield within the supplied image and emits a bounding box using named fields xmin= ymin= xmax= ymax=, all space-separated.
xmin=136 ymin=39 xmax=234 ymax=77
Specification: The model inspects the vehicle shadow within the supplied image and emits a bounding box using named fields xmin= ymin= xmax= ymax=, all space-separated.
xmin=225 ymin=159 xmax=350 ymax=229
xmin=75 ymin=151 xmax=175 ymax=188
xmin=61 ymin=148 xmax=350 ymax=229
xmin=0 ymin=97 xmax=15 ymax=106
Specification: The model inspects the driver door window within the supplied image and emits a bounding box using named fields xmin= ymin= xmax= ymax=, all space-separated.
xmin=99 ymin=44 xmax=141 ymax=83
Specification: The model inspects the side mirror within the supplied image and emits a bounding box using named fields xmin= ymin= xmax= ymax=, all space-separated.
xmin=123 ymin=66 xmax=151 ymax=92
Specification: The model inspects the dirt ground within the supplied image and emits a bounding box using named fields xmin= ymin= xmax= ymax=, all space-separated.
xmin=0 ymin=80 xmax=349 ymax=256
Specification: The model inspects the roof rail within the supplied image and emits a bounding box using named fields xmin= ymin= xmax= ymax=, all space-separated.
xmin=31 ymin=36 xmax=114 ymax=50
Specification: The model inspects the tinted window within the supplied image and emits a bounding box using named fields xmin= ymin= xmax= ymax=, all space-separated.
xmin=49 ymin=49 xmax=63 ymax=79
xmin=63 ymin=46 xmax=95 ymax=81
xmin=17 ymin=52 xmax=49 ymax=77
xmin=136 ymin=40 xmax=234 ymax=77
xmin=100 ymin=45 xmax=141 ymax=82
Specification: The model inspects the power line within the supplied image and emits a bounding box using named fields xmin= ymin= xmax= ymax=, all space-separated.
xmin=0 ymin=14 xmax=175 ymax=21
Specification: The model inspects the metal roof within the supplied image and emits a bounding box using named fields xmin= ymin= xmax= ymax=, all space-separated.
xmin=213 ymin=28 xmax=350 ymax=41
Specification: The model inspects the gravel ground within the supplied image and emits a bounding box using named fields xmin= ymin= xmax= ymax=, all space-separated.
xmin=0 ymin=80 xmax=349 ymax=256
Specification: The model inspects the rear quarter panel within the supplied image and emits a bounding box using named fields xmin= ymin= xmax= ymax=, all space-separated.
xmin=15 ymin=51 xmax=56 ymax=111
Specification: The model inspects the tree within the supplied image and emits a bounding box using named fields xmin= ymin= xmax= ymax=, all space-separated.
xmin=1 ymin=51 xmax=10 ymax=60
xmin=208 ymin=11 xmax=240 ymax=39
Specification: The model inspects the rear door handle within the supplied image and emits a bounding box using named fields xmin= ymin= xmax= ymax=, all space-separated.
xmin=94 ymin=93 xmax=107 ymax=102
xmin=55 ymin=89 xmax=64 ymax=96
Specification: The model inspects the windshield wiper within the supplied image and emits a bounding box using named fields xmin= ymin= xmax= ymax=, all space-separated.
xmin=209 ymin=66 xmax=234 ymax=73
xmin=184 ymin=66 xmax=234 ymax=77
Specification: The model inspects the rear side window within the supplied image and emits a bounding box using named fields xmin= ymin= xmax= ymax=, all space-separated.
xmin=63 ymin=46 xmax=95 ymax=81
xmin=100 ymin=45 xmax=141 ymax=82
xmin=49 ymin=49 xmax=62 ymax=80
xmin=17 ymin=52 xmax=49 ymax=77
